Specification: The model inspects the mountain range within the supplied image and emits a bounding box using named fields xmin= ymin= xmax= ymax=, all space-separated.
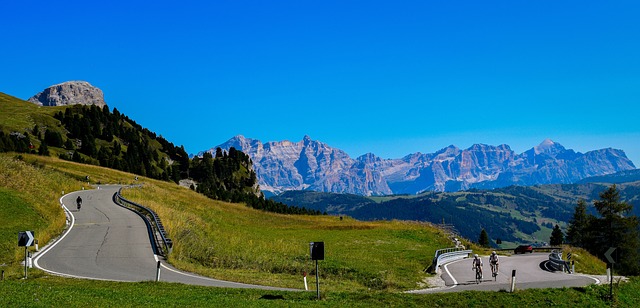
xmin=208 ymin=135 xmax=636 ymax=196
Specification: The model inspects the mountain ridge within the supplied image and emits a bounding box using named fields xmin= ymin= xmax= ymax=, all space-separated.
xmin=208 ymin=135 xmax=636 ymax=196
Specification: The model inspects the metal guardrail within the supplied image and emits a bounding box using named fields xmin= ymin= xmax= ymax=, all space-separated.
xmin=497 ymin=246 xmax=562 ymax=253
xmin=548 ymin=250 xmax=571 ymax=273
xmin=426 ymin=247 xmax=472 ymax=273
xmin=114 ymin=188 xmax=173 ymax=257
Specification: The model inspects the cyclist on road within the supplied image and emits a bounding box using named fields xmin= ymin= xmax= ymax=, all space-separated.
xmin=76 ymin=196 xmax=82 ymax=210
xmin=472 ymin=254 xmax=483 ymax=279
xmin=489 ymin=251 xmax=499 ymax=275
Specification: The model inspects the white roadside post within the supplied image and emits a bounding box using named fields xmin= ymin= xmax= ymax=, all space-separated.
xmin=156 ymin=261 xmax=161 ymax=282
xmin=303 ymin=271 xmax=308 ymax=291
xmin=510 ymin=270 xmax=517 ymax=292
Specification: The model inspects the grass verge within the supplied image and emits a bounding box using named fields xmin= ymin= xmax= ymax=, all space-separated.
xmin=0 ymin=275 xmax=638 ymax=307
xmin=0 ymin=154 xmax=86 ymax=273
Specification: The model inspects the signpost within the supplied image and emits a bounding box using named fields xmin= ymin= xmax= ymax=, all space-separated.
xmin=310 ymin=242 xmax=325 ymax=300
xmin=605 ymin=247 xmax=616 ymax=300
xmin=18 ymin=231 xmax=35 ymax=279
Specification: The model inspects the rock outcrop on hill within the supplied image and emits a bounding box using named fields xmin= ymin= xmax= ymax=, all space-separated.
xmin=206 ymin=136 xmax=636 ymax=196
xmin=28 ymin=81 xmax=106 ymax=107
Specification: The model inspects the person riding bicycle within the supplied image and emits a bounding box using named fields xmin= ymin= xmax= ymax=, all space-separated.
xmin=472 ymin=254 xmax=483 ymax=278
xmin=76 ymin=196 xmax=82 ymax=210
xmin=489 ymin=251 xmax=499 ymax=275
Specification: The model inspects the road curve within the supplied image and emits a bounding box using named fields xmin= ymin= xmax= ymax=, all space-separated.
xmin=411 ymin=253 xmax=599 ymax=293
xmin=34 ymin=185 xmax=295 ymax=290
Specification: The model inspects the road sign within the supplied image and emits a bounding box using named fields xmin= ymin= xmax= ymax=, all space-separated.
xmin=605 ymin=247 xmax=616 ymax=264
xmin=18 ymin=231 xmax=35 ymax=247
xmin=567 ymin=252 xmax=572 ymax=260
xmin=310 ymin=242 xmax=325 ymax=260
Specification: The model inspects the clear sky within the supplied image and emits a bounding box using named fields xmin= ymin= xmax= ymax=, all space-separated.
xmin=2 ymin=1 xmax=639 ymax=165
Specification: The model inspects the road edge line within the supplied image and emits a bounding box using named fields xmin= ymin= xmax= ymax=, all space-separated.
xmin=33 ymin=193 xmax=77 ymax=271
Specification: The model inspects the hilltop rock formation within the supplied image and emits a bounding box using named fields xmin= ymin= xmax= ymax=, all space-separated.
xmin=28 ymin=81 xmax=107 ymax=107
xmin=207 ymin=136 xmax=636 ymax=196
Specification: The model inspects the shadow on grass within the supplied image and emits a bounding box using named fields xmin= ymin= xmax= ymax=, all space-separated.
xmin=260 ymin=294 xmax=285 ymax=300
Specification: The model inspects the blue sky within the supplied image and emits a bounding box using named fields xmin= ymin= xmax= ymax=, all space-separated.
xmin=2 ymin=1 xmax=639 ymax=165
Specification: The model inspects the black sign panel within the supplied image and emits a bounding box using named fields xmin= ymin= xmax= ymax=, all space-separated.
xmin=310 ymin=241 xmax=324 ymax=260
xmin=18 ymin=231 xmax=35 ymax=247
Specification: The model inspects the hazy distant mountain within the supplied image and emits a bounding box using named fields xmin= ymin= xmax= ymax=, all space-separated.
xmin=206 ymin=136 xmax=636 ymax=196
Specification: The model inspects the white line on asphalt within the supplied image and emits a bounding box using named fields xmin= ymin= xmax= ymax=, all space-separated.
xmin=443 ymin=259 xmax=460 ymax=286
xmin=33 ymin=193 xmax=77 ymax=271
xmin=33 ymin=191 xmax=131 ymax=282
xmin=155 ymin=257 xmax=232 ymax=283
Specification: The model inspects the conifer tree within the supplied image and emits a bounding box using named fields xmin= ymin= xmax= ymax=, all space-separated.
xmin=566 ymin=199 xmax=589 ymax=247
xmin=478 ymin=229 xmax=490 ymax=247
xmin=592 ymin=185 xmax=640 ymax=275
xmin=550 ymin=224 xmax=564 ymax=246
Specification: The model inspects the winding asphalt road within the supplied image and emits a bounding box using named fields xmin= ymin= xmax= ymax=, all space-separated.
xmin=33 ymin=185 xmax=293 ymax=290
xmin=411 ymin=253 xmax=599 ymax=293
xmin=33 ymin=186 xmax=599 ymax=294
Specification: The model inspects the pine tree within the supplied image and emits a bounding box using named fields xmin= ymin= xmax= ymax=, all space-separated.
xmin=550 ymin=224 xmax=564 ymax=246
xmin=567 ymin=199 xmax=590 ymax=247
xmin=592 ymin=185 xmax=640 ymax=275
xmin=478 ymin=229 xmax=490 ymax=247
xmin=38 ymin=142 xmax=49 ymax=156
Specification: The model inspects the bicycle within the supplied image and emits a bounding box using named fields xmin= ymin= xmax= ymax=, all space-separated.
xmin=491 ymin=262 xmax=498 ymax=281
xmin=76 ymin=196 xmax=82 ymax=211
xmin=474 ymin=265 xmax=482 ymax=284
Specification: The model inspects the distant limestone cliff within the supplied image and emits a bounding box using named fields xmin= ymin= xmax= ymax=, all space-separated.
xmin=207 ymin=136 xmax=636 ymax=196
xmin=28 ymin=81 xmax=107 ymax=107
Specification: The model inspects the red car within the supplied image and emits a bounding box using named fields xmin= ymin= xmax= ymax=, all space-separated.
xmin=514 ymin=245 xmax=533 ymax=254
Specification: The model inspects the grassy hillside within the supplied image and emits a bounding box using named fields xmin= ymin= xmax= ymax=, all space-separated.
xmin=0 ymin=154 xmax=89 ymax=272
xmin=0 ymin=93 xmax=63 ymax=132
xmin=115 ymin=185 xmax=454 ymax=292
xmin=1 ymin=154 xmax=457 ymax=292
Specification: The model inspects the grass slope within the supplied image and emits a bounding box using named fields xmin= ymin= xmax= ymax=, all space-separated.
xmin=4 ymin=154 xmax=454 ymax=292
xmin=0 ymin=93 xmax=63 ymax=132
xmin=0 ymin=154 xmax=88 ymax=272
xmin=118 ymin=183 xmax=453 ymax=292
xmin=0 ymin=275 xmax=637 ymax=307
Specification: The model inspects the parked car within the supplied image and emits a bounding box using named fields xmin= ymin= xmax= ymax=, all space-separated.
xmin=514 ymin=244 xmax=533 ymax=254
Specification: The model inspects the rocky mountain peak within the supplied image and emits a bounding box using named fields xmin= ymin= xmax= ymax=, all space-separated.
xmin=357 ymin=153 xmax=382 ymax=164
xmin=28 ymin=81 xmax=107 ymax=107
xmin=534 ymin=139 xmax=566 ymax=156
